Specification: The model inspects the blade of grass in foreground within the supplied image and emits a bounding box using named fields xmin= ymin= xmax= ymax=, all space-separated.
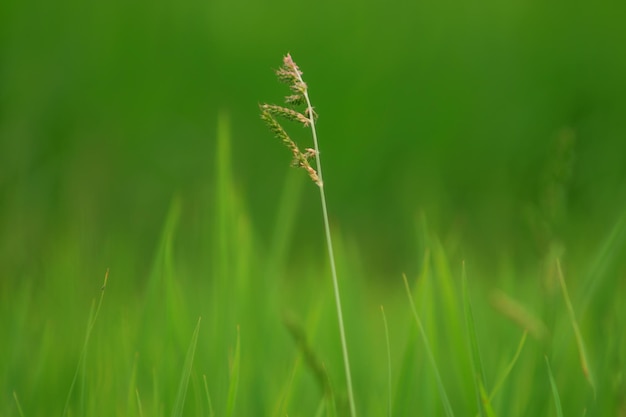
xmin=462 ymin=264 xmax=495 ymax=417
xmin=581 ymin=211 xmax=626 ymax=315
xmin=545 ymin=357 xmax=564 ymax=417
xmin=490 ymin=290 xmax=549 ymax=343
xmin=226 ymin=326 xmax=241 ymax=417
xmin=203 ymin=374 xmax=215 ymax=417
xmin=13 ymin=391 xmax=25 ymax=417
xmin=62 ymin=269 xmax=109 ymax=417
xmin=488 ymin=331 xmax=527 ymax=402
xmin=127 ymin=353 xmax=139 ymax=415
xmin=403 ymin=273 xmax=455 ymax=417
xmin=556 ymin=259 xmax=596 ymax=397
xmin=381 ymin=306 xmax=392 ymax=417
xmin=393 ymin=249 xmax=431 ymax=413
xmin=171 ymin=317 xmax=202 ymax=417
xmin=135 ymin=389 xmax=144 ymax=417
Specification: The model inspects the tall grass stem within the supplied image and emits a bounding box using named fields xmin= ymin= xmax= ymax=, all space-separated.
xmin=297 ymin=72 xmax=357 ymax=417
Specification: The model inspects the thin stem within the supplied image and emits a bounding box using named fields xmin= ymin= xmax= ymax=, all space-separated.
xmin=297 ymin=72 xmax=357 ymax=417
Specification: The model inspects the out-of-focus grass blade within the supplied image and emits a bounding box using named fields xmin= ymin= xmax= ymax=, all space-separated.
xmin=556 ymin=259 xmax=596 ymax=397
xmin=171 ymin=317 xmax=202 ymax=417
xmin=381 ymin=305 xmax=392 ymax=417
xmin=271 ymin=358 xmax=298 ymax=417
xmin=226 ymin=326 xmax=241 ymax=417
xmin=127 ymin=353 xmax=138 ymax=415
xmin=489 ymin=331 xmax=527 ymax=401
xmin=324 ymin=381 xmax=338 ymax=417
xmin=581 ymin=211 xmax=626 ymax=315
xmin=393 ymin=249 xmax=430 ymax=414
xmin=462 ymin=263 xmax=494 ymax=417
xmin=136 ymin=389 xmax=144 ymax=417
xmin=403 ymin=273 xmax=455 ymax=417
xmin=13 ymin=391 xmax=25 ymax=417
xmin=545 ymin=356 xmax=564 ymax=417
xmin=490 ymin=290 xmax=549 ymax=342
xmin=203 ymin=374 xmax=215 ymax=417
xmin=216 ymin=111 xmax=234 ymax=281
xmin=478 ymin=380 xmax=496 ymax=417
xmin=62 ymin=269 xmax=109 ymax=417
xmin=269 ymin=169 xmax=304 ymax=267
xmin=312 ymin=398 xmax=325 ymax=417
xmin=283 ymin=313 xmax=333 ymax=398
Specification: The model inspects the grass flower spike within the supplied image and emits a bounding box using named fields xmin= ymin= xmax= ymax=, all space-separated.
xmin=260 ymin=54 xmax=356 ymax=417
xmin=260 ymin=54 xmax=322 ymax=186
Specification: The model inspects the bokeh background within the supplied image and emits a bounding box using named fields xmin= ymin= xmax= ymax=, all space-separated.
xmin=2 ymin=0 xmax=626 ymax=279
xmin=2 ymin=1 xmax=626 ymax=416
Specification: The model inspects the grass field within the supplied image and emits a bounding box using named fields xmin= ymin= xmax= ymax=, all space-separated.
xmin=2 ymin=111 xmax=624 ymax=416
xmin=2 ymin=2 xmax=626 ymax=413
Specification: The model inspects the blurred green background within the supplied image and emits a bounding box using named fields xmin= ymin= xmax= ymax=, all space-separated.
xmin=2 ymin=0 xmax=626 ymax=415
xmin=2 ymin=0 xmax=626 ymax=276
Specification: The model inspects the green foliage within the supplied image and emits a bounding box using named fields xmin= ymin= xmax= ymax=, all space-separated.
xmin=171 ymin=317 xmax=201 ymax=417
xmin=1 ymin=118 xmax=624 ymax=417
xmin=546 ymin=357 xmax=564 ymax=417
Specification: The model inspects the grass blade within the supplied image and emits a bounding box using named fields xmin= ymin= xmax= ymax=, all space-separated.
xmin=127 ymin=353 xmax=139 ymax=415
xmin=478 ymin=380 xmax=496 ymax=417
xmin=13 ymin=391 xmax=25 ymax=417
xmin=136 ymin=389 xmax=144 ymax=417
xmin=581 ymin=211 xmax=626 ymax=315
xmin=403 ymin=273 xmax=455 ymax=417
xmin=261 ymin=55 xmax=356 ymax=417
xmin=283 ymin=313 xmax=334 ymax=399
xmin=545 ymin=356 xmax=564 ymax=417
xmin=556 ymin=259 xmax=596 ymax=396
xmin=171 ymin=317 xmax=202 ymax=417
xmin=226 ymin=326 xmax=241 ymax=417
xmin=62 ymin=269 xmax=109 ymax=417
xmin=381 ymin=306 xmax=392 ymax=417
xmin=202 ymin=374 xmax=215 ymax=417
xmin=462 ymin=263 xmax=494 ymax=417
xmin=490 ymin=290 xmax=549 ymax=342
xmin=488 ymin=331 xmax=527 ymax=401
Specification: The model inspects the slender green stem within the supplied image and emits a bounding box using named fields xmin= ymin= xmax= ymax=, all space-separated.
xmin=62 ymin=269 xmax=109 ymax=417
xmin=297 ymin=72 xmax=357 ymax=417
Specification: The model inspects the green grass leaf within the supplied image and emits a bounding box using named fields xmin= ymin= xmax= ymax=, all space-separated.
xmin=545 ymin=357 xmax=564 ymax=417
xmin=203 ymin=374 xmax=215 ymax=417
xmin=381 ymin=305 xmax=392 ymax=417
xmin=13 ymin=391 xmax=25 ymax=417
xmin=226 ymin=326 xmax=241 ymax=417
xmin=403 ymin=273 xmax=455 ymax=417
xmin=556 ymin=259 xmax=596 ymax=397
xmin=462 ymin=263 xmax=493 ymax=417
xmin=581 ymin=211 xmax=626 ymax=315
xmin=488 ymin=331 xmax=527 ymax=402
xmin=135 ymin=389 xmax=144 ymax=417
xmin=62 ymin=269 xmax=109 ymax=417
xmin=171 ymin=317 xmax=202 ymax=417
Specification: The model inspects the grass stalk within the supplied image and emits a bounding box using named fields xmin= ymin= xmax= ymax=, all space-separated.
xmin=202 ymin=375 xmax=215 ymax=417
xmin=545 ymin=356 xmax=564 ymax=417
xmin=555 ymin=259 xmax=595 ymax=396
xmin=462 ymin=264 xmax=494 ymax=417
xmin=488 ymin=331 xmax=527 ymax=402
xmin=261 ymin=54 xmax=356 ymax=417
xmin=299 ymin=66 xmax=357 ymax=417
xmin=136 ymin=389 xmax=144 ymax=417
xmin=381 ymin=306 xmax=392 ymax=417
xmin=13 ymin=391 xmax=25 ymax=417
xmin=171 ymin=317 xmax=202 ymax=417
xmin=226 ymin=325 xmax=241 ymax=417
xmin=62 ymin=269 xmax=109 ymax=417
xmin=403 ymin=273 xmax=455 ymax=417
